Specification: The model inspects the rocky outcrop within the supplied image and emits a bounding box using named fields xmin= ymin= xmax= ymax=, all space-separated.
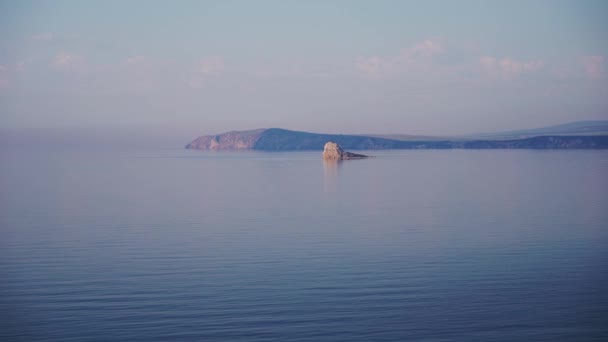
xmin=322 ymin=142 xmax=369 ymax=160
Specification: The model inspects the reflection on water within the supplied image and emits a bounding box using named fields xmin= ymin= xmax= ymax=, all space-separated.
xmin=323 ymin=159 xmax=342 ymax=194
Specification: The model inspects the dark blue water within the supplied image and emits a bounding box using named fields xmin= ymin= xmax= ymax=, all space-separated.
xmin=1 ymin=147 xmax=607 ymax=341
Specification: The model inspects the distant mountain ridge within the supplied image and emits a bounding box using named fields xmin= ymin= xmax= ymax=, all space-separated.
xmin=467 ymin=120 xmax=608 ymax=139
xmin=186 ymin=121 xmax=608 ymax=150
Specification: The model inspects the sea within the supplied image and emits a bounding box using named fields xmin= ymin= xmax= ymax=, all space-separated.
xmin=1 ymin=146 xmax=607 ymax=341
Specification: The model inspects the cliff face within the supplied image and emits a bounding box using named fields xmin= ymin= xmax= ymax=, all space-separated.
xmin=185 ymin=129 xmax=266 ymax=150
xmin=186 ymin=128 xmax=608 ymax=151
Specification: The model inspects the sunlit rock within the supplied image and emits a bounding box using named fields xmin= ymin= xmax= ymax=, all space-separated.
xmin=322 ymin=142 xmax=369 ymax=160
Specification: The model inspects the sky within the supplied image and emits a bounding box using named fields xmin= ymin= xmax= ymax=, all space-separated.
xmin=0 ymin=0 xmax=607 ymax=146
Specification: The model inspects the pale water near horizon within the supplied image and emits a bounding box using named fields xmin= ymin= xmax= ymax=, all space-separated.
xmin=1 ymin=147 xmax=607 ymax=341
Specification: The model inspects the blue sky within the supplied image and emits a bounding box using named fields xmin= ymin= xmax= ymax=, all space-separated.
xmin=1 ymin=0 xmax=607 ymax=145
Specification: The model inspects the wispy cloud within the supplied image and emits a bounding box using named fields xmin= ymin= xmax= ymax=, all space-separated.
xmin=355 ymin=55 xmax=393 ymax=75
xmin=356 ymin=38 xmax=445 ymax=77
xmin=402 ymin=39 xmax=444 ymax=60
xmin=16 ymin=62 xmax=26 ymax=72
xmin=582 ymin=55 xmax=604 ymax=79
xmin=480 ymin=56 xmax=544 ymax=79
xmin=50 ymin=52 xmax=85 ymax=71
xmin=31 ymin=32 xmax=54 ymax=41
xmin=0 ymin=65 xmax=8 ymax=89
xmin=188 ymin=56 xmax=226 ymax=88
xmin=198 ymin=56 xmax=225 ymax=74
xmin=123 ymin=55 xmax=148 ymax=66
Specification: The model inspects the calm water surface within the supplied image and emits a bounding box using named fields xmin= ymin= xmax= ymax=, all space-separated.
xmin=1 ymin=147 xmax=607 ymax=341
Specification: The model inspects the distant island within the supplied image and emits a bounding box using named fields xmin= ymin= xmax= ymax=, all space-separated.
xmin=186 ymin=121 xmax=608 ymax=151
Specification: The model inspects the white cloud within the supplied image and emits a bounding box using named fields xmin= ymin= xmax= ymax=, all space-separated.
xmin=356 ymin=38 xmax=444 ymax=77
xmin=403 ymin=38 xmax=444 ymax=60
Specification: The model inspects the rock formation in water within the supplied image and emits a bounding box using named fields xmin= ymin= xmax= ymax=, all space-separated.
xmin=322 ymin=142 xmax=369 ymax=160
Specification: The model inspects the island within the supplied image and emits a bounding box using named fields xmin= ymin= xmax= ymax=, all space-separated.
xmin=185 ymin=121 xmax=608 ymax=151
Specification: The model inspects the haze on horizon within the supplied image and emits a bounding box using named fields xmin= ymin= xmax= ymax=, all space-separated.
xmin=1 ymin=0 xmax=607 ymax=147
